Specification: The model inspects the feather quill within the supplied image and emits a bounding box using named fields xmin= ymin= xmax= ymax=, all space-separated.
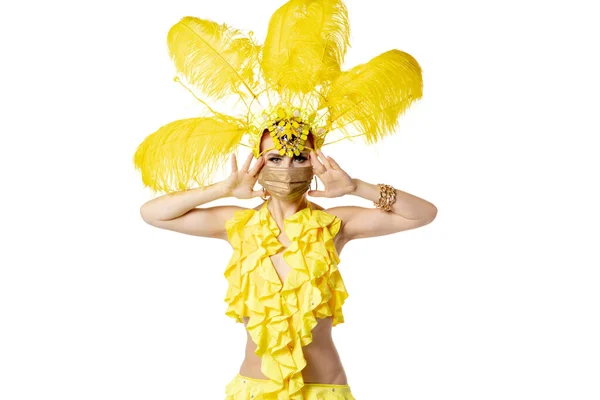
xmin=321 ymin=49 xmax=423 ymax=144
xmin=167 ymin=17 xmax=261 ymax=101
xmin=261 ymin=0 xmax=350 ymax=95
xmin=133 ymin=114 xmax=248 ymax=193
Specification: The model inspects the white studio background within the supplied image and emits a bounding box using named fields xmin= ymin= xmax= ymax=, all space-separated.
xmin=1 ymin=0 xmax=599 ymax=399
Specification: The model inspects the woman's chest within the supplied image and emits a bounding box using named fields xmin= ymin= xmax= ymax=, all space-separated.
xmin=269 ymin=231 xmax=346 ymax=284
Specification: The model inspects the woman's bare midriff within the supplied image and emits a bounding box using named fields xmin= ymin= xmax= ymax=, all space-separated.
xmin=239 ymin=315 xmax=348 ymax=385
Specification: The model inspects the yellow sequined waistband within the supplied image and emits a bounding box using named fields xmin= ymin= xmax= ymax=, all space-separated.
xmin=237 ymin=373 xmax=351 ymax=388
xmin=225 ymin=373 xmax=355 ymax=399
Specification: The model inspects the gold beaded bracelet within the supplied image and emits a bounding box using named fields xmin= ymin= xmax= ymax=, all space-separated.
xmin=374 ymin=184 xmax=396 ymax=211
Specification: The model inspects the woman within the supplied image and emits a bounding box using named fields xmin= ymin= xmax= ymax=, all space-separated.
xmin=139 ymin=129 xmax=437 ymax=398
xmin=134 ymin=1 xmax=432 ymax=397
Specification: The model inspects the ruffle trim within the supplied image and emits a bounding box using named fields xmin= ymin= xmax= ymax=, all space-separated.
xmin=223 ymin=202 xmax=349 ymax=399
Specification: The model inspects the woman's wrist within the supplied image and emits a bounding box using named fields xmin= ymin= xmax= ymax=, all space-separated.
xmin=349 ymin=178 xmax=363 ymax=197
xmin=214 ymin=179 xmax=233 ymax=199
xmin=349 ymin=178 xmax=383 ymax=204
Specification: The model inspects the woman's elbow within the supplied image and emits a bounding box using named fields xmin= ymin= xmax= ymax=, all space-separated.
xmin=140 ymin=204 xmax=157 ymax=225
xmin=423 ymin=204 xmax=438 ymax=224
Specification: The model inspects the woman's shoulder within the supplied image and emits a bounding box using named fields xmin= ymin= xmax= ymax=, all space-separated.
xmin=310 ymin=200 xmax=324 ymax=211
xmin=224 ymin=201 xmax=264 ymax=225
xmin=313 ymin=202 xmax=346 ymax=230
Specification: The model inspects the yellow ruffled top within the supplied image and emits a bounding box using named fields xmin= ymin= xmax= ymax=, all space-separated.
xmin=223 ymin=199 xmax=349 ymax=399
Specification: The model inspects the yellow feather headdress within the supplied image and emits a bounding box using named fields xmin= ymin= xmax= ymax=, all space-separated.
xmin=133 ymin=0 xmax=423 ymax=194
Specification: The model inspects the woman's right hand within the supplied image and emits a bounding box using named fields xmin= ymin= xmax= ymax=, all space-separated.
xmin=222 ymin=153 xmax=265 ymax=199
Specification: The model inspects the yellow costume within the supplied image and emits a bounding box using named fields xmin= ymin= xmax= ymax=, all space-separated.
xmin=224 ymin=199 xmax=351 ymax=399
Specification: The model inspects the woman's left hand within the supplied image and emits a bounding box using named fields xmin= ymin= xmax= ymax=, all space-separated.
xmin=308 ymin=150 xmax=357 ymax=198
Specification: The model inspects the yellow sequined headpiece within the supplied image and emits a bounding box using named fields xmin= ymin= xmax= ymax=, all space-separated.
xmin=133 ymin=0 xmax=423 ymax=194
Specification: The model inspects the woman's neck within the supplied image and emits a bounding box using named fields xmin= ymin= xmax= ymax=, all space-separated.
xmin=266 ymin=196 xmax=310 ymax=221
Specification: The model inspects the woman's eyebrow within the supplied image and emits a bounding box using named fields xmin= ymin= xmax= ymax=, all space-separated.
xmin=266 ymin=150 xmax=310 ymax=157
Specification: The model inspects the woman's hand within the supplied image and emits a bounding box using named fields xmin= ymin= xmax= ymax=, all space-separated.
xmin=308 ymin=150 xmax=357 ymax=198
xmin=222 ymin=153 xmax=265 ymax=199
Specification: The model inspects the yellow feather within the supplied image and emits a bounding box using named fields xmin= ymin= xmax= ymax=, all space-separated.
xmin=134 ymin=3 xmax=425 ymax=194
xmin=133 ymin=114 xmax=247 ymax=193
xmin=261 ymin=0 xmax=350 ymax=94
xmin=322 ymin=49 xmax=423 ymax=144
xmin=167 ymin=17 xmax=261 ymax=100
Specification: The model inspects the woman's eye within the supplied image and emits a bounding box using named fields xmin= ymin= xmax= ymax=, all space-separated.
xmin=268 ymin=157 xmax=281 ymax=162
xmin=294 ymin=156 xmax=307 ymax=162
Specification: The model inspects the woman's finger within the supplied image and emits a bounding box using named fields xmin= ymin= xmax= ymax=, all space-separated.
xmin=231 ymin=153 xmax=238 ymax=173
xmin=310 ymin=151 xmax=326 ymax=175
xmin=327 ymin=156 xmax=341 ymax=170
xmin=307 ymin=189 xmax=326 ymax=197
xmin=240 ymin=153 xmax=253 ymax=173
xmin=317 ymin=150 xmax=332 ymax=169
xmin=248 ymin=156 xmax=264 ymax=177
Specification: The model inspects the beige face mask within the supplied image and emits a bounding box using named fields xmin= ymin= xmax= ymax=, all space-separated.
xmin=258 ymin=165 xmax=314 ymax=201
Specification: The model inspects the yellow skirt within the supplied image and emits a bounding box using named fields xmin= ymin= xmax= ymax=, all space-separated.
xmin=225 ymin=373 xmax=355 ymax=399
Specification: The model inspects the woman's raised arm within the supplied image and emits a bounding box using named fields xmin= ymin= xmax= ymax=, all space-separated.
xmin=139 ymin=153 xmax=264 ymax=240
xmin=308 ymin=149 xmax=437 ymax=241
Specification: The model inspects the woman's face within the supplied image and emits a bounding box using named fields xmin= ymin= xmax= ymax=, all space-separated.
xmin=259 ymin=131 xmax=313 ymax=168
